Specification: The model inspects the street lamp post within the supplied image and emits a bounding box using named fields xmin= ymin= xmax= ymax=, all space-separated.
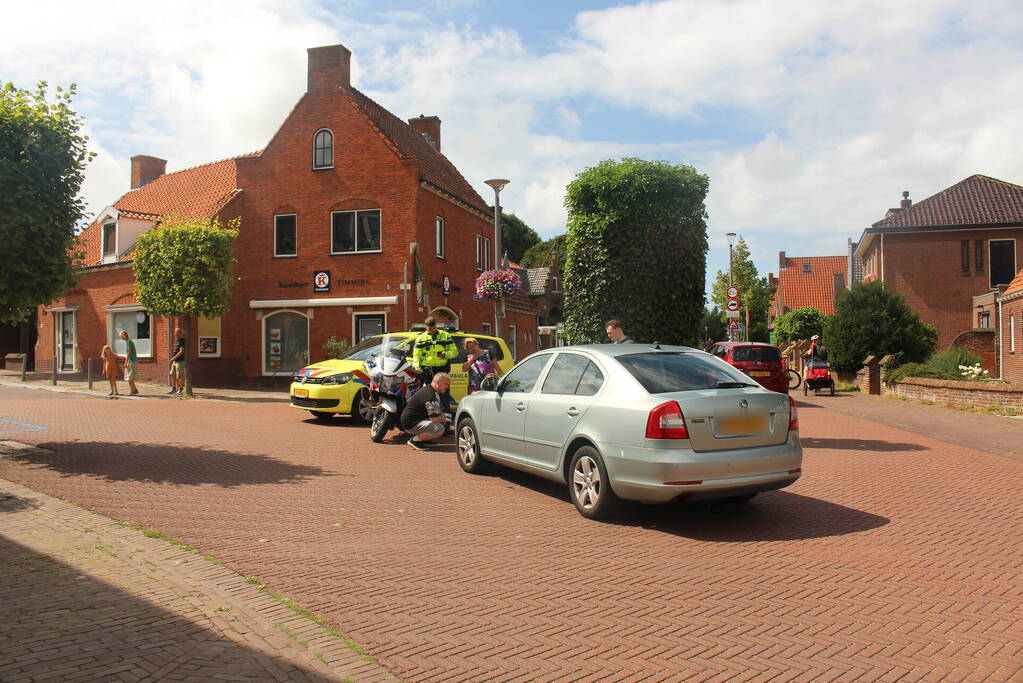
xmin=484 ymin=178 xmax=510 ymax=339
xmin=726 ymin=232 xmax=737 ymax=341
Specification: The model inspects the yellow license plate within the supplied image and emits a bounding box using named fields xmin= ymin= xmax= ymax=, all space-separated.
xmin=294 ymin=388 xmax=309 ymax=398
xmin=750 ymin=371 xmax=771 ymax=377
xmin=719 ymin=415 xmax=767 ymax=435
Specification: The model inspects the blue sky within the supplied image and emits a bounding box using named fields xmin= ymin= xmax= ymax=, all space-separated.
xmin=5 ymin=0 xmax=1023 ymax=295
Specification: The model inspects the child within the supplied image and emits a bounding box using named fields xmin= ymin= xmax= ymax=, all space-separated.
xmin=101 ymin=345 xmax=120 ymax=396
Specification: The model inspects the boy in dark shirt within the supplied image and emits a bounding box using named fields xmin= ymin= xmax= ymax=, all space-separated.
xmin=400 ymin=373 xmax=450 ymax=450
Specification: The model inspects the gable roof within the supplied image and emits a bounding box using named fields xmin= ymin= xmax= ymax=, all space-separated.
xmin=771 ymin=255 xmax=847 ymax=317
xmin=871 ymin=175 xmax=1023 ymax=230
xmin=1003 ymin=268 xmax=1023 ymax=299
xmin=348 ymin=88 xmax=490 ymax=216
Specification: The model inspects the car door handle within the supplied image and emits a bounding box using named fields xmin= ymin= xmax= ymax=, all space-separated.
xmin=567 ymin=407 xmax=579 ymax=417
xmin=516 ymin=402 xmax=526 ymax=412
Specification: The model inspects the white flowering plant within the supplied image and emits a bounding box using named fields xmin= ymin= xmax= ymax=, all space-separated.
xmin=958 ymin=363 xmax=990 ymax=380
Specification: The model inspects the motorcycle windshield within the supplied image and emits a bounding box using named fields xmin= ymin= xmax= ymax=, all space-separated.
xmin=368 ymin=335 xmax=407 ymax=374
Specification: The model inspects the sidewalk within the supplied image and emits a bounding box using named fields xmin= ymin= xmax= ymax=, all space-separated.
xmin=0 ymin=368 xmax=289 ymax=404
xmin=0 ymin=466 xmax=399 ymax=682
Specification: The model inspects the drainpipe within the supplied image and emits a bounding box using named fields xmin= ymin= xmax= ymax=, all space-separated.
xmin=998 ymin=298 xmax=1003 ymax=380
xmin=880 ymin=233 xmax=885 ymax=283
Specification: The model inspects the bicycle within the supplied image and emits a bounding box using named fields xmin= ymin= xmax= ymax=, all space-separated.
xmin=784 ymin=363 xmax=801 ymax=390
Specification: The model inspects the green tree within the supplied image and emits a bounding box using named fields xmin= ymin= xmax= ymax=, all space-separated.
xmin=823 ymin=280 xmax=937 ymax=372
xmin=0 ymin=81 xmax=94 ymax=326
xmin=520 ymin=234 xmax=567 ymax=269
xmin=701 ymin=306 xmax=727 ymax=347
xmin=500 ymin=213 xmax=540 ymax=263
xmin=773 ymin=306 xmax=825 ymax=343
xmin=132 ymin=216 xmax=240 ymax=396
xmin=709 ymin=237 xmax=774 ymax=342
xmin=563 ymin=158 xmax=709 ymax=345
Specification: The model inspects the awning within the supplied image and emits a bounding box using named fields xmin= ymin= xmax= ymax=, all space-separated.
xmin=248 ymin=296 xmax=397 ymax=309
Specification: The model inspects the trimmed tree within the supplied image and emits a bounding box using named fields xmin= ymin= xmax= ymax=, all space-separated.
xmin=132 ymin=216 xmax=240 ymax=396
xmin=500 ymin=213 xmax=541 ymax=264
xmin=823 ymin=280 xmax=937 ymax=372
xmin=563 ymin=158 xmax=709 ymax=345
xmin=0 ymin=81 xmax=94 ymax=327
xmin=709 ymin=237 xmax=774 ymax=342
xmin=773 ymin=306 xmax=825 ymax=343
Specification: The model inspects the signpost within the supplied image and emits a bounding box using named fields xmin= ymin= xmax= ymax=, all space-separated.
xmin=726 ymin=286 xmax=741 ymax=340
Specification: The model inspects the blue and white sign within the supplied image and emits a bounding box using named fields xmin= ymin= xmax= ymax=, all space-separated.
xmin=313 ymin=270 xmax=331 ymax=293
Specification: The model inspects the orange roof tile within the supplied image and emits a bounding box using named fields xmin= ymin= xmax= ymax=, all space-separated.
xmin=1004 ymin=268 xmax=1023 ymax=297
xmin=115 ymin=155 xmax=252 ymax=219
xmin=771 ymin=255 xmax=847 ymax=316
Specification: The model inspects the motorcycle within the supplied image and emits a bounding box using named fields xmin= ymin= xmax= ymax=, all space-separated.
xmin=364 ymin=337 xmax=422 ymax=442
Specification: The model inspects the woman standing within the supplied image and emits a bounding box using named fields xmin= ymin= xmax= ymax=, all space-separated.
xmin=119 ymin=330 xmax=140 ymax=395
xmin=461 ymin=338 xmax=503 ymax=395
xmin=101 ymin=345 xmax=120 ymax=396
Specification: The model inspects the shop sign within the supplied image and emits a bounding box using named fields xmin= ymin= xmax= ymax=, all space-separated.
xmin=313 ymin=270 xmax=331 ymax=293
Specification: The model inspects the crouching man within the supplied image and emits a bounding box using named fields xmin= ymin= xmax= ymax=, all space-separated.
xmin=400 ymin=373 xmax=450 ymax=451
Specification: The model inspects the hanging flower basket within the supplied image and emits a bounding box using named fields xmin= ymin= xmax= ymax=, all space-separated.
xmin=475 ymin=268 xmax=522 ymax=299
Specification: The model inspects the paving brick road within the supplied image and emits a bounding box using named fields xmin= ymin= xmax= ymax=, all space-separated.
xmin=0 ymin=382 xmax=1021 ymax=681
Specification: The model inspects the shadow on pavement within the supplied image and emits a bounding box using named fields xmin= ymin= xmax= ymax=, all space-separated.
xmin=0 ymin=535 xmax=326 ymax=680
xmin=0 ymin=493 xmax=41 ymax=513
xmin=16 ymin=441 xmax=333 ymax=487
xmin=801 ymin=437 xmax=928 ymax=452
xmin=490 ymin=468 xmax=889 ymax=541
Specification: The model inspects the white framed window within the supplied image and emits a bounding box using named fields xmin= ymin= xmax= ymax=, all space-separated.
xmin=435 ymin=217 xmax=445 ymax=258
xmin=102 ymin=222 xmax=117 ymax=262
xmin=55 ymin=310 xmax=77 ymax=371
xmin=313 ymin=129 xmax=333 ymax=169
xmin=197 ymin=315 xmax=222 ymax=358
xmin=475 ymin=235 xmax=492 ymax=270
xmin=331 ymin=209 xmax=381 ymax=254
xmin=481 ymin=322 xmax=492 ymax=335
xmin=262 ymin=310 xmax=309 ymax=376
xmin=107 ymin=306 xmax=153 ymax=358
xmin=551 ymin=276 xmax=559 ymax=293
xmin=1011 ymin=315 xmax=1017 ymax=353
xmin=274 ymin=214 xmax=297 ymax=257
xmin=509 ymin=324 xmax=517 ymax=360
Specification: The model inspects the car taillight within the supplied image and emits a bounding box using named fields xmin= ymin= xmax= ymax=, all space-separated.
xmin=646 ymin=401 xmax=689 ymax=439
xmin=788 ymin=395 xmax=798 ymax=431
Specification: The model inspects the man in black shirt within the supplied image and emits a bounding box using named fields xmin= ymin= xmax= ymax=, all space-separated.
xmin=400 ymin=373 xmax=450 ymax=450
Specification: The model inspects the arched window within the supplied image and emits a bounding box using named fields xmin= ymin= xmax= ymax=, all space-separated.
xmin=313 ymin=129 xmax=333 ymax=169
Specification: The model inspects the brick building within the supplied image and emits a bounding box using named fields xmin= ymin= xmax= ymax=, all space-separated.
xmin=37 ymin=44 xmax=537 ymax=385
xmin=993 ymin=268 xmax=1023 ymax=382
xmin=853 ymin=175 xmax=1023 ymax=366
xmin=768 ymin=253 xmax=848 ymax=327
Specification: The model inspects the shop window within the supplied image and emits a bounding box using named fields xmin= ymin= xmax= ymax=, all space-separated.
xmin=264 ymin=311 xmax=309 ymax=375
xmin=313 ymin=129 xmax=333 ymax=169
xmin=198 ymin=316 xmax=222 ymax=357
xmin=331 ymin=209 xmax=381 ymax=253
xmin=109 ymin=309 xmax=152 ymax=357
xmin=275 ymin=214 xmax=297 ymax=257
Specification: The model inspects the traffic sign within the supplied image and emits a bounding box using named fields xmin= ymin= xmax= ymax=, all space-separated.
xmin=726 ymin=319 xmax=740 ymax=331
xmin=725 ymin=298 xmax=740 ymax=312
xmin=726 ymin=285 xmax=740 ymax=299
xmin=726 ymin=310 xmax=740 ymax=318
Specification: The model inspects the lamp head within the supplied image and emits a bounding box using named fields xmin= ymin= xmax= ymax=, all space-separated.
xmin=484 ymin=178 xmax=510 ymax=194
xmin=726 ymin=232 xmax=737 ymax=247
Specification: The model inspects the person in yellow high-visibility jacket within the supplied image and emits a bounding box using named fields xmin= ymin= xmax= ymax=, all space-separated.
xmin=409 ymin=316 xmax=458 ymax=412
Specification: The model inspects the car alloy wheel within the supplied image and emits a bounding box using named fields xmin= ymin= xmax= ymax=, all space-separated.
xmin=456 ymin=418 xmax=488 ymax=474
xmin=353 ymin=388 xmax=373 ymax=424
xmin=568 ymin=446 xmax=621 ymax=520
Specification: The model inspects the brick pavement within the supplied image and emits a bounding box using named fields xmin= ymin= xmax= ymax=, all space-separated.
xmin=0 ymin=382 xmax=1021 ymax=681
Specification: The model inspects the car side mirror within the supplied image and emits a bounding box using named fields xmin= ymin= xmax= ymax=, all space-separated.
xmin=480 ymin=376 xmax=499 ymax=392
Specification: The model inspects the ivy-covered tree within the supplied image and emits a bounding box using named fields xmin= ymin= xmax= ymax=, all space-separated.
xmin=132 ymin=216 xmax=239 ymax=396
xmin=520 ymin=234 xmax=567 ymax=269
xmin=563 ymin=158 xmax=709 ymax=345
xmin=709 ymin=237 xmax=774 ymax=342
xmin=500 ymin=213 xmax=540 ymax=263
xmin=773 ymin=306 xmax=825 ymax=343
xmin=0 ymin=82 xmax=94 ymax=326
xmin=823 ymin=280 xmax=937 ymax=372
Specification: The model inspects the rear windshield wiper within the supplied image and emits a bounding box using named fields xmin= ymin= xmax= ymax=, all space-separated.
xmin=716 ymin=381 xmax=756 ymax=388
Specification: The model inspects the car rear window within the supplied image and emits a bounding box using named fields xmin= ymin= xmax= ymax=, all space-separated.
xmin=731 ymin=346 xmax=780 ymax=363
xmin=617 ymin=352 xmax=752 ymax=393
xmin=452 ymin=336 xmax=505 ymax=363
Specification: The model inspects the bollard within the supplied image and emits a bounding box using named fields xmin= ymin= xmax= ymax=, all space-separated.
xmin=21 ymin=355 xmax=27 ymax=381
xmin=87 ymin=358 xmax=93 ymax=390
xmin=52 ymin=355 xmax=58 ymax=385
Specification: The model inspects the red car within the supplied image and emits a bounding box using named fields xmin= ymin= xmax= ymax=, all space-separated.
xmin=707 ymin=342 xmax=788 ymax=393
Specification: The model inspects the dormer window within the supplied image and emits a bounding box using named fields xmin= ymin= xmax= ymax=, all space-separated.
xmin=102 ymin=222 xmax=116 ymax=260
xmin=313 ymin=129 xmax=333 ymax=169
xmin=802 ymin=263 xmax=811 ymax=274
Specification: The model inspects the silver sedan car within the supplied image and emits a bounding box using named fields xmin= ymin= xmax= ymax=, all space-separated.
xmin=454 ymin=344 xmax=802 ymax=520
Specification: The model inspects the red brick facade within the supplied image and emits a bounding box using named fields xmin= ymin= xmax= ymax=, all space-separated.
xmin=1000 ymin=275 xmax=1023 ymax=383
xmin=36 ymin=44 xmax=537 ymax=385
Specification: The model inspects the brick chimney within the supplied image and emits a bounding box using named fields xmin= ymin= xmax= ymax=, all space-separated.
xmin=130 ymin=155 xmax=167 ymax=189
xmin=779 ymin=251 xmax=787 ymax=270
xmin=408 ymin=115 xmax=441 ymax=151
xmin=307 ymin=44 xmax=351 ymax=93
xmin=900 ymin=190 xmax=912 ymax=210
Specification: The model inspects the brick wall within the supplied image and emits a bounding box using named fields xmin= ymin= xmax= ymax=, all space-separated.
xmin=883 ymin=376 xmax=1023 ymax=409
xmin=1002 ymin=296 xmax=1023 ymax=383
xmin=865 ymin=229 xmax=1023 ymax=348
